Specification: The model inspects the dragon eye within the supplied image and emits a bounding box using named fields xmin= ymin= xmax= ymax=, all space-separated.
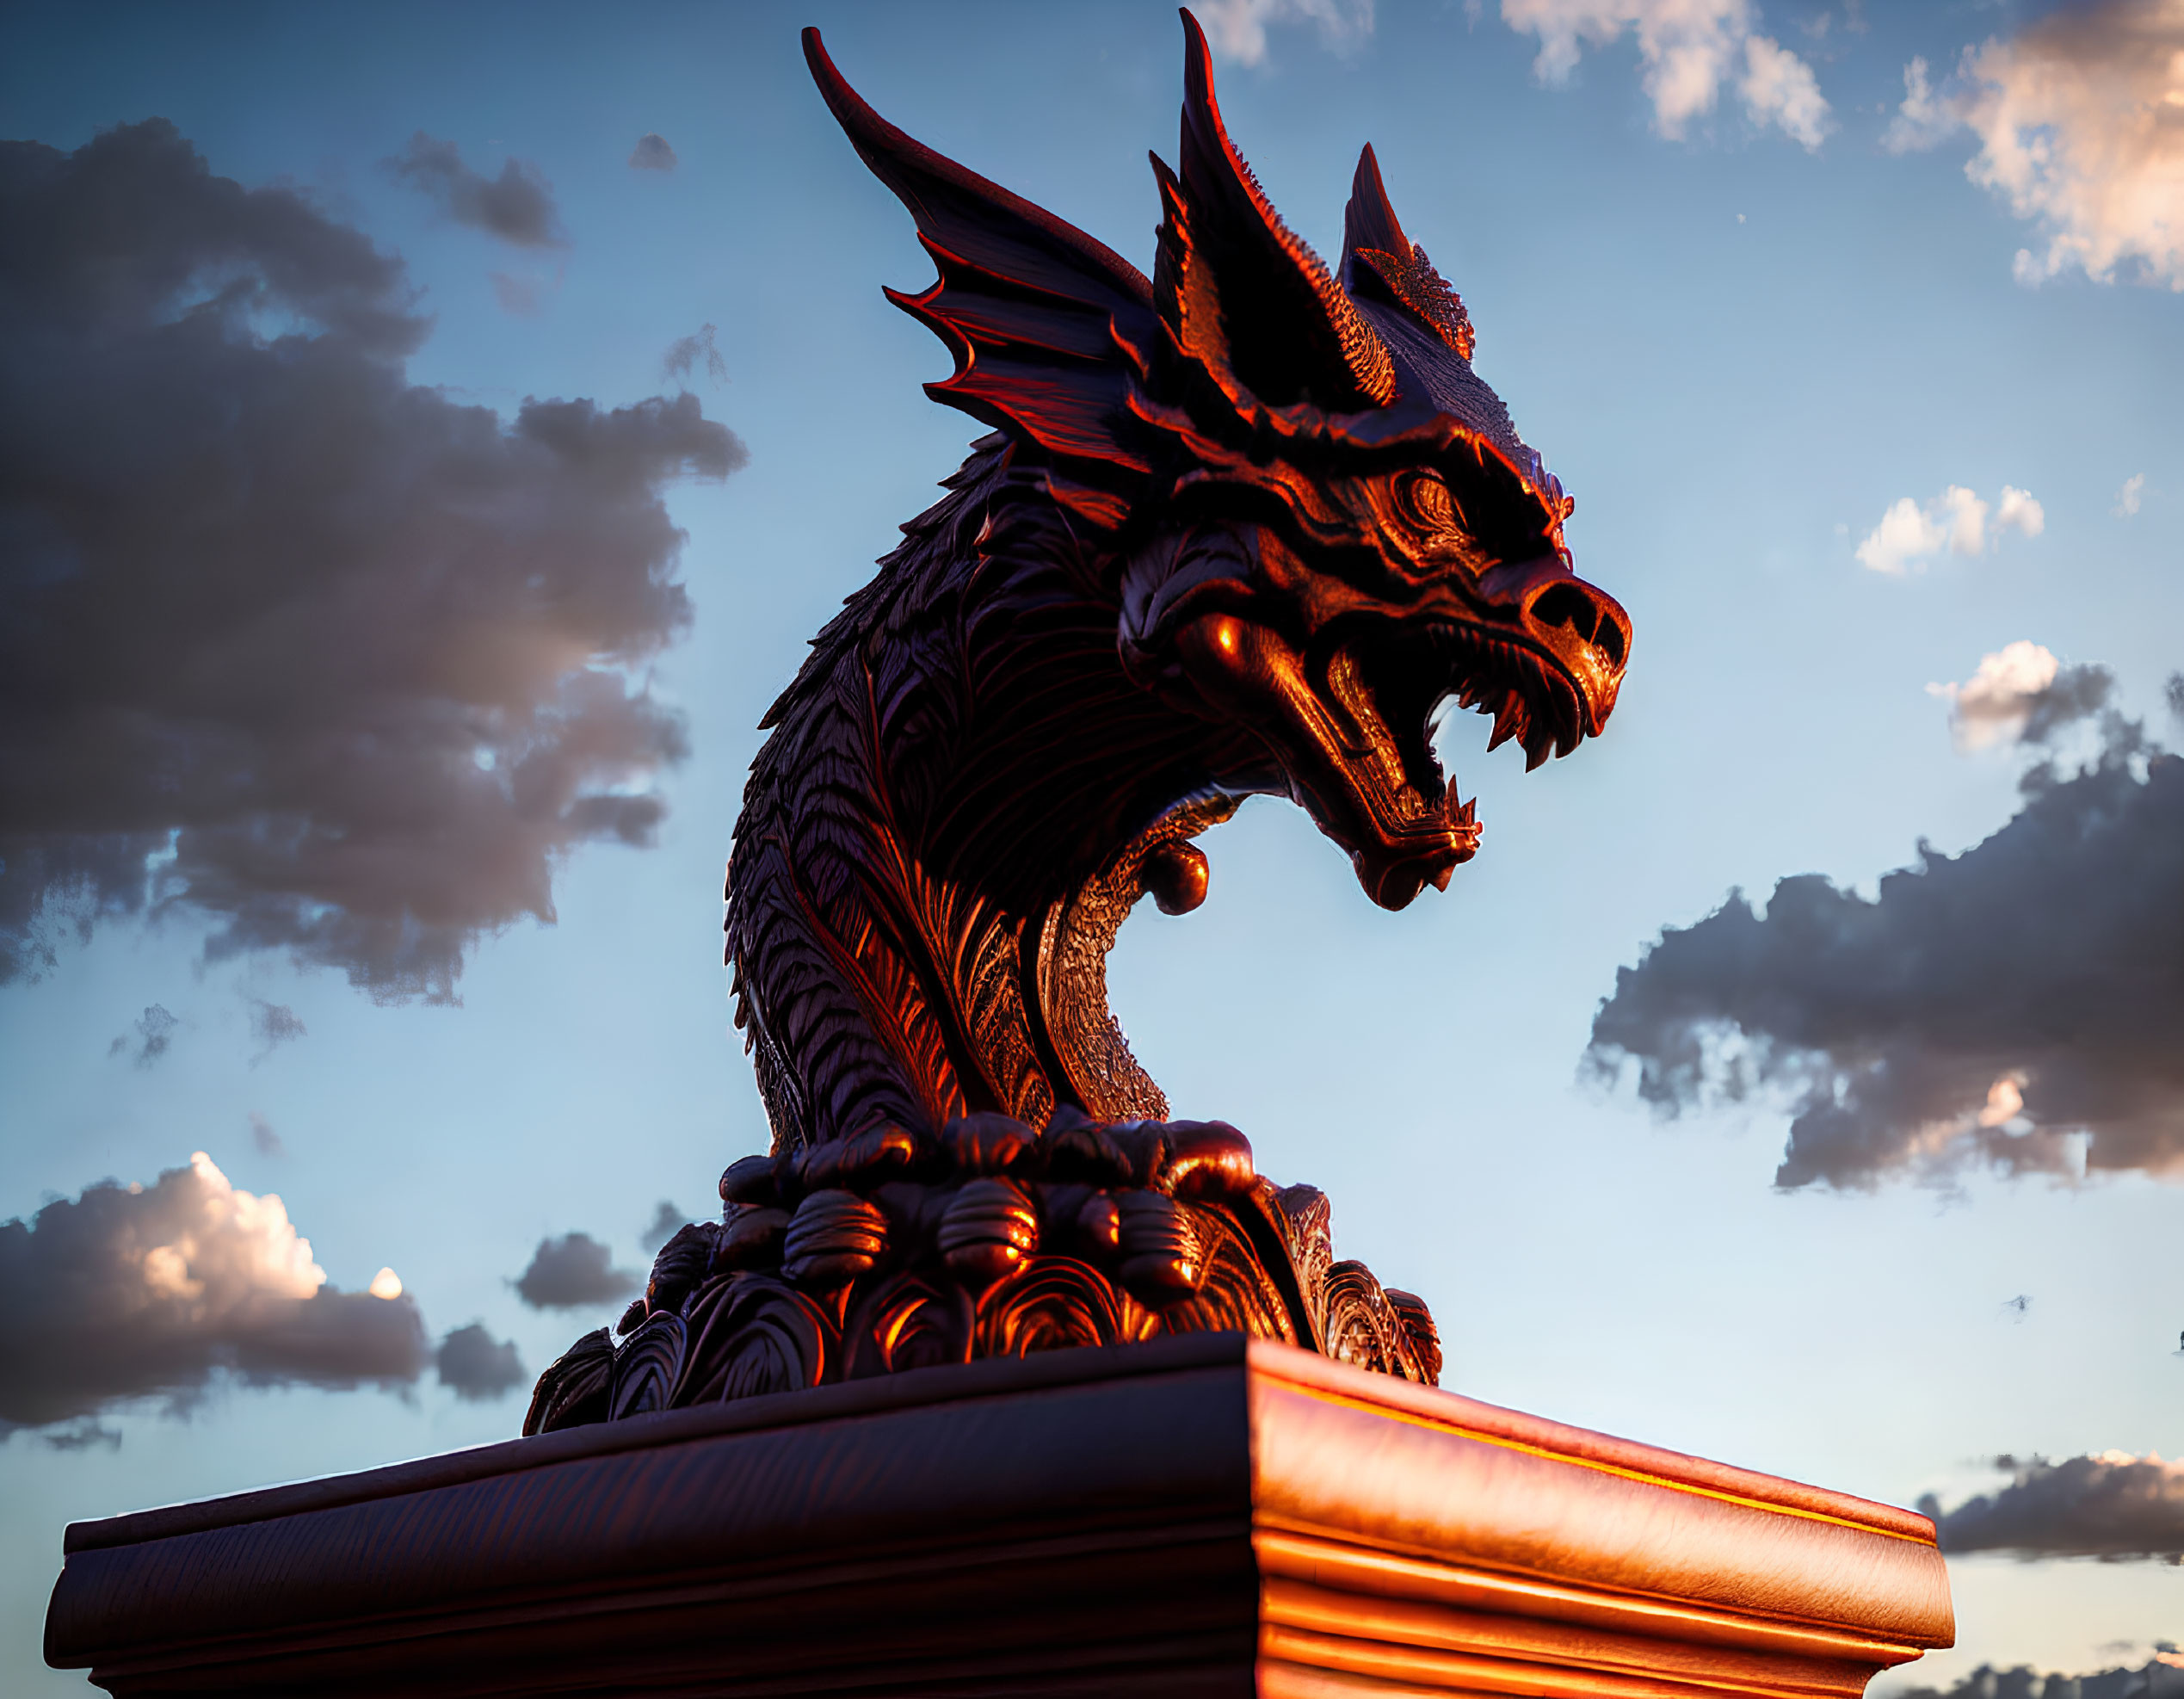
xmin=1397 ymin=472 xmax=1456 ymax=533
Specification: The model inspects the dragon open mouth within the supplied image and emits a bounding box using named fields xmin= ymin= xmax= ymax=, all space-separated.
xmin=1167 ymin=554 xmax=1628 ymax=912
xmin=1315 ymin=617 xmax=1588 ymax=909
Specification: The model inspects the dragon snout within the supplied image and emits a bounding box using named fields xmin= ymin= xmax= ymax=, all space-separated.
xmin=1527 ymin=578 xmax=1629 ymax=671
xmin=1475 ymin=556 xmax=1630 ymax=731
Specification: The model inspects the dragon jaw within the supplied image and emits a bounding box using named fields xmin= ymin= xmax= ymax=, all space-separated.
xmin=1120 ymin=510 xmax=1631 ymax=911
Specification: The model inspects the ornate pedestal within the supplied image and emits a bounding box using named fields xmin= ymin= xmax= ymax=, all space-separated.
xmin=48 ymin=1334 xmax=1951 ymax=1696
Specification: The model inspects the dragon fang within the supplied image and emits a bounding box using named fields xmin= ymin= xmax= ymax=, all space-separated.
xmin=526 ymin=12 xmax=1631 ymax=1432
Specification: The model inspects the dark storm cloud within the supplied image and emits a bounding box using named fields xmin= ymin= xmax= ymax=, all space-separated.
xmin=435 ymin=1322 xmax=526 ymax=1400
xmin=1894 ymin=1655 xmax=2184 ymax=1699
xmin=109 ymin=1004 xmax=179 ymax=1068
xmin=249 ymin=998 xmax=306 ymax=1062
xmin=639 ymin=1199 xmax=689 ymax=1255
xmin=384 ymin=132 xmax=566 ymax=248
xmin=0 ymin=1152 xmax=427 ymax=1430
xmin=1919 ymin=1453 xmax=2184 ymax=1562
xmin=2017 ymin=662 xmax=2115 ymax=745
xmin=628 ymin=133 xmax=677 ymax=172
xmin=490 ymin=269 xmax=549 ymax=316
xmin=512 ymin=1232 xmax=639 ymax=1310
xmin=42 ymin=1419 xmax=122 ymax=1453
xmin=0 ymin=120 xmax=746 ymax=1000
xmin=662 ymin=322 xmax=726 ymax=388
xmin=1937 ymin=647 xmax=2113 ymax=754
xmin=1587 ymin=701 xmax=2184 ymax=1189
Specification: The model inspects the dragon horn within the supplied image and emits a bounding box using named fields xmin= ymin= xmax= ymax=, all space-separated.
xmin=1340 ymin=145 xmax=1408 ymax=286
xmin=1340 ymin=142 xmax=1476 ymax=361
xmin=1155 ymin=9 xmax=1396 ymax=411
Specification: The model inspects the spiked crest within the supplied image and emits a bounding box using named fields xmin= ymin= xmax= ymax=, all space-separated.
xmin=800 ymin=13 xmax=1565 ymax=540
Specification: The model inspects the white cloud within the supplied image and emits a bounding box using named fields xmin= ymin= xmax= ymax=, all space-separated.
xmin=1881 ymin=1 xmax=2184 ymax=288
xmin=1996 ymin=484 xmax=2045 ymax=538
xmin=1924 ymin=639 xmax=2096 ymax=751
xmin=157 ymin=1152 xmax=327 ymax=1302
xmin=2115 ymin=471 xmax=2146 ymax=516
xmin=1501 ymin=0 xmax=1832 ymax=147
xmin=1741 ymin=33 xmax=1831 ymax=149
xmin=1855 ymin=484 xmax=2044 ymax=574
xmin=1883 ymin=55 xmax=1956 ymax=153
xmin=0 ymin=1152 xmax=428 ymax=1428
xmin=1927 ymin=640 xmax=2057 ymax=748
xmin=1977 ymin=1074 xmax=2027 ymax=1128
xmin=1856 ymin=495 xmax=1945 ymax=574
xmin=1197 ymin=0 xmax=1376 ymax=65
xmin=1939 ymin=484 xmax=1990 ymax=555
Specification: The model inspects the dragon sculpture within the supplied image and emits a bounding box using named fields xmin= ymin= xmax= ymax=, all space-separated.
xmin=526 ymin=14 xmax=1630 ymax=1433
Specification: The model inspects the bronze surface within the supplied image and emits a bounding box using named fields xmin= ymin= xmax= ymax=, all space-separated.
xmin=47 ymin=1338 xmax=1952 ymax=1696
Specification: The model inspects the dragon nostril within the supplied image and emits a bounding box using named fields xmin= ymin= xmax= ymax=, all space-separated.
xmin=1529 ymin=582 xmax=1597 ymax=644
xmin=1595 ymin=615 xmax=1626 ymax=669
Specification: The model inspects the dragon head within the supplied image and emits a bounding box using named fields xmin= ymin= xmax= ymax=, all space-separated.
xmin=807 ymin=11 xmax=1630 ymax=912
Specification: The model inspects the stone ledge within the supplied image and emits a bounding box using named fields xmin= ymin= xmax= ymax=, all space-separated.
xmin=46 ymin=1334 xmax=1951 ymax=1696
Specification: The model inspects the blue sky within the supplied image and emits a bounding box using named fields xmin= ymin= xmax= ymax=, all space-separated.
xmin=3 ymin=1 xmax=2181 ymax=1688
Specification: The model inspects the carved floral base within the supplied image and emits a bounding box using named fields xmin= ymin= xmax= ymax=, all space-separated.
xmin=525 ymin=1110 xmax=1439 ymax=1434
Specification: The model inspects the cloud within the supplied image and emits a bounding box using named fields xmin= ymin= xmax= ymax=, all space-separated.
xmin=1737 ymin=33 xmax=1831 ymax=149
xmin=384 ymin=132 xmax=565 ymax=249
xmin=1893 ymin=1655 xmax=2184 ymax=1699
xmin=1855 ymin=484 xmax=2042 ymax=573
xmin=435 ymin=1322 xmax=527 ymax=1400
xmin=248 ymin=1111 xmax=284 ymax=1158
xmin=1197 ymin=0 xmax=1376 ymax=66
xmin=1996 ymin=484 xmax=2045 ymax=539
xmin=639 ymin=1199 xmax=689 ymax=1255
xmin=1501 ymin=0 xmax=1832 ymax=148
xmin=1883 ymin=55 xmax=1956 ymax=153
xmin=0 ymin=1151 xmax=426 ymax=1429
xmin=249 ymin=998 xmax=306 ymax=1064
xmin=1926 ymin=641 xmax=2113 ymax=752
xmin=662 ymin=323 xmax=727 ymax=389
xmin=489 ymin=269 xmax=550 ymax=316
xmin=1919 ymin=1452 xmax=2184 ymax=1562
xmin=1585 ymin=688 xmax=2184 ymax=1189
xmin=0 ymin=120 xmax=746 ymax=999
xmin=511 ymin=1231 xmax=639 ymax=1310
xmin=1881 ymin=2 xmax=2184 ymax=289
xmin=108 ymin=1004 xmax=179 ymax=1068
xmin=628 ymin=133 xmax=676 ymax=173
xmin=1854 ymin=497 xmax=1946 ymax=574
xmin=2116 ymin=472 xmax=2145 ymax=517
xmin=42 ymin=1419 xmax=122 ymax=1452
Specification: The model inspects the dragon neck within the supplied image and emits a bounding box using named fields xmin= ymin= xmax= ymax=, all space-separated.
xmin=726 ymin=437 xmax=1252 ymax=1153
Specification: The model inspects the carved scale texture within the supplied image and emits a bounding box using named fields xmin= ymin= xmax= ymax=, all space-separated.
xmin=726 ymin=434 xmax=1243 ymax=1154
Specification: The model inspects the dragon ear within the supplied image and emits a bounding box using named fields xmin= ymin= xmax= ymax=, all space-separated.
xmin=803 ymin=28 xmax=1158 ymax=524
xmin=1340 ymin=143 xmax=1475 ymax=361
xmin=1152 ymin=10 xmax=1396 ymax=413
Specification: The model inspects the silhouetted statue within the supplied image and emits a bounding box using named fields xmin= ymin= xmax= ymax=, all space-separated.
xmin=527 ymin=13 xmax=1629 ymax=1431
